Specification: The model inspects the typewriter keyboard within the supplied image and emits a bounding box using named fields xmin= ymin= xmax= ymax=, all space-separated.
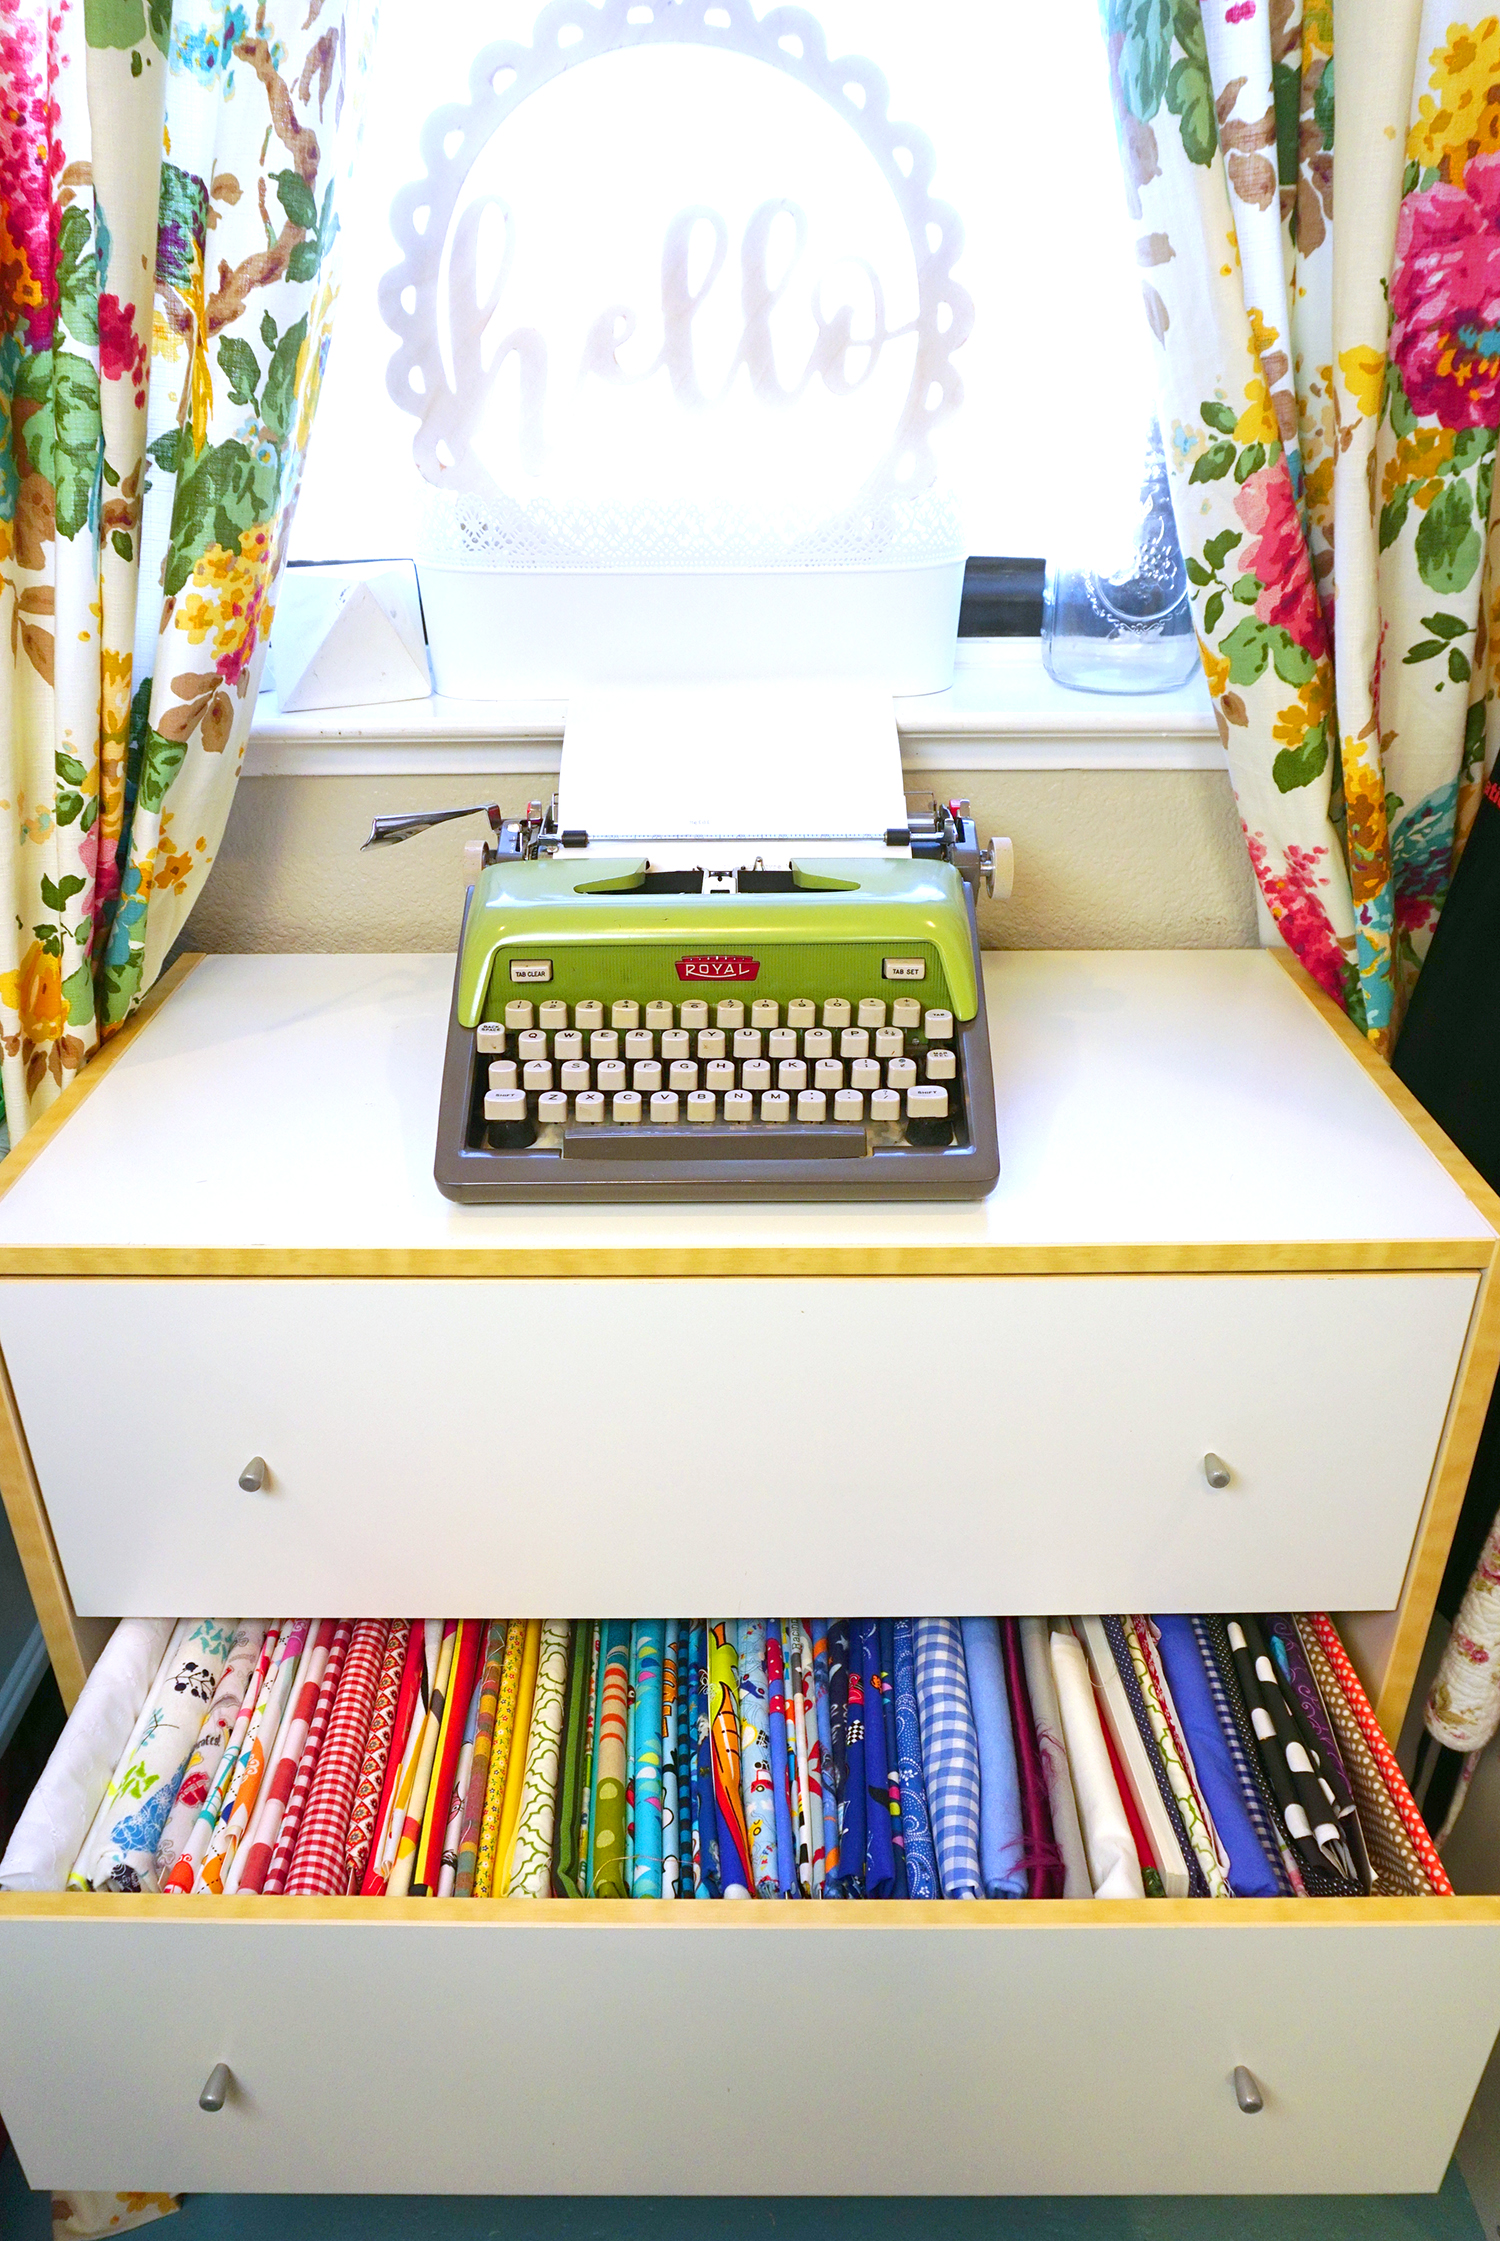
xmin=475 ymin=993 xmax=963 ymax=1148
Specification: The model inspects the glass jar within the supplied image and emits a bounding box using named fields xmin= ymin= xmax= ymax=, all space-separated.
xmin=1042 ymin=420 xmax=1200 ymax=695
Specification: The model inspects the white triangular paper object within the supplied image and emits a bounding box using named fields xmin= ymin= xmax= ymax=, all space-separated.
xmin=273 ymin=563 xmax=430 ymax=712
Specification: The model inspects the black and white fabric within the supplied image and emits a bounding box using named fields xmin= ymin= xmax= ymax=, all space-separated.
xmin=1200 ymin=1617 xmax=1344 ymax=1897
xmin=1228 ymin=1616 xmax=1358 ymax=1889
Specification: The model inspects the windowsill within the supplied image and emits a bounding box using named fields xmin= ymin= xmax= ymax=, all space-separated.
xmin=244 ymin=637 xmax=1219 ymax=777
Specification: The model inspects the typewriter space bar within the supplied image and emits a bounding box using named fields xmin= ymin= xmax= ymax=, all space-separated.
xmin=562 ymin=1123 xmax=867 ymax=1161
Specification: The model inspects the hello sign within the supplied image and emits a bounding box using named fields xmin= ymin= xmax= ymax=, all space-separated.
xmin=379 ymin=0 xmax=972 ymax=547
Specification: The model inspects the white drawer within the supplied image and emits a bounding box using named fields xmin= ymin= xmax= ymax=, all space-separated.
xmin=0 ymin=1273 xmax=1473 ymax=1618
xmin=0 ymin=1895 xmax=1497 ymax=2194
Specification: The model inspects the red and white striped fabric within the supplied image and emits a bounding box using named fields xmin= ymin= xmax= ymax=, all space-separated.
xmin=1308 ymin=1613 xmax=1452 ymax=1895
xmin=344 ymin=1621 xmax=406 ymax=1896
xmin=263 ymin=1622 xmax=351 ymax=1895
xmin=286 ymin=1619 xmax=389 ymax=1897
xmin=234 ymin=1619 xmax=339 ymax=1894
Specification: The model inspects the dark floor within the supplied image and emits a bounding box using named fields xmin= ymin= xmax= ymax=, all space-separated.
xmin=0 ymin=2146 xmax=1485 ymax=2241
xmin=0 ymin=1667 xmax=63 ymax=1855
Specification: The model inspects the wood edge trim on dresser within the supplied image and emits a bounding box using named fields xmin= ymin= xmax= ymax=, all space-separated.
xmin=1344 ymin=1248 xmax=1500 ymax=1740
xmin=0 ymin=1242 xmax=1490 ymax=1278
xmin=1 ymin=1891 xmax=1496 ymax=1926
xmin=0 ymin=1350 xmax=107 ymax=1711
xmin=1273 ymin=953 xmax=1500 ymax=1738
xmin=1273 ymin=948 xmax=1500 ymax=1237
xmin=0 ymin=954 xmax=204 ymax=1213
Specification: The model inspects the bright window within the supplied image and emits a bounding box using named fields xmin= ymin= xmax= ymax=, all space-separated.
xmin=290 ymin=0 xmax=1158 ymax=574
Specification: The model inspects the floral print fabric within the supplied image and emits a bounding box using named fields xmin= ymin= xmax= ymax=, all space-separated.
xmin=1104 ymin=0 xmax=1500 ymax=1049
xmin=0 ymin=0 xmax=372 ymax=1138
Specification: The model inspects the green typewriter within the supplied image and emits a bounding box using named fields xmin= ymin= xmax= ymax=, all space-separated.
xmin=365 ymin=796 xmax=1005 ymax=1203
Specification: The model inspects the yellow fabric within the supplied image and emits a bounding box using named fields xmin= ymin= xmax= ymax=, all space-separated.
xmin=51 ymin=2194 xmax=179 ymax=2239
xmin=474 ymin=1620 xmax=525 ymax=1899
xmin=495 ymin=1620 xmax=542 ymax=1895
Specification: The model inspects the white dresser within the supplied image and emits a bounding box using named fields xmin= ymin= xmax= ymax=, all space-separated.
xmin=0 ymin=945 xmax=1498 ymax=2198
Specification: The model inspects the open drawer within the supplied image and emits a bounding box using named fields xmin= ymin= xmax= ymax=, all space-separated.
xmin=0 ymin=1893 xmax=1498 ymax=2194
xmin=0 ymin=1271 xmax=1477 ymax=1618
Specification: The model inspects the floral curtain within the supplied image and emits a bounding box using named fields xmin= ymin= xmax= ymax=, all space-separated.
xmin=1102 ymin=0 xmax=1500 ymax=1055
xmin=0 ymin=0 xmax=374 ymax=1142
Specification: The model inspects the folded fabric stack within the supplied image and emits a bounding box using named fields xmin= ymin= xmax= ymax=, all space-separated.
xmin=0 ymin=1612 xmax=1447 ymax=1901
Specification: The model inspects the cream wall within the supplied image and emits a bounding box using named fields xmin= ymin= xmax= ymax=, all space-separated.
xmin=181 ymin=765 xmax=1261 ymax=954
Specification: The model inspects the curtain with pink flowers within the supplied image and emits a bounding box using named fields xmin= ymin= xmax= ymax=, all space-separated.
xmin=1102 ymin=0 xmax=1500 ymax=1055
xmin=0 ymin=0 xmax=374 ymax=1144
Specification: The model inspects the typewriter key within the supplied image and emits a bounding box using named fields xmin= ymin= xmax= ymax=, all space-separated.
xmin=484 ymin=1087 xmax=536 ymax=1149
xmin=905 ymin=1083 xmax=953 ymax=1147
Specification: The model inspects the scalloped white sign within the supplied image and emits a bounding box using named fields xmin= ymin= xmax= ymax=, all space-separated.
xmin=379 ymin=0 xmax=971 ymax=564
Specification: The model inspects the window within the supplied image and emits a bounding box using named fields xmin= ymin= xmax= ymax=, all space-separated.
xmin=290 ymin=0 xmax=1159 ymax=580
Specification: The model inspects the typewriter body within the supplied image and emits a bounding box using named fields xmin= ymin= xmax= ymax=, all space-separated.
xmin=367 ymin=686 xmax=1008 ymax=1204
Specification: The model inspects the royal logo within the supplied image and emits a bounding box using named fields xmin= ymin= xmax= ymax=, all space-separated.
xmin=675 ymin=954 xmax=761 ymax=982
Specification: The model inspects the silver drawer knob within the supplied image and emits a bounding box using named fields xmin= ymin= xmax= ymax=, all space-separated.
xmin=199 ymin=2062 xmax=232 ymax=2113
xmin=1202 ymin=1452 xmax=1232 ymax=1490
xmin=238 ymin=1456 xmax=268 ymax=1492
xmin=1233 ymin=2065 xmax=1264 ymax=2115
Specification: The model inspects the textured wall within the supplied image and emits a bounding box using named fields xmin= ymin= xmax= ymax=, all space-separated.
xmin=181 ymin=765 xmax=1261 ymax=954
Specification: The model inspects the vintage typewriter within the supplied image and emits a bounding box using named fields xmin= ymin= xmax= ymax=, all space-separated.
xmin=365 ymin=691 xmax=1009 ymax=1203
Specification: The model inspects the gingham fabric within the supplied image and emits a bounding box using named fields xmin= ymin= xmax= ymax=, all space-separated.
xmin=285 ymin=1621 xmax=386 ymax=1897
xmin=265 ymin=1623 xmax=351 ymax=1895
xmin=344 ymin=1621 xmax=404 ymax=1897
xmin=913 ymin=1617 xmax=981 ymax=1899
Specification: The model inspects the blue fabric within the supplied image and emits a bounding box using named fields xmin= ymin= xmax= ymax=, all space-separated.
xmin=960 ymin=1615 xmax=1028 ymax=1899
xmin=689 ymin=1622 xmax=719 ymax=1898
xmin=893 ymin=1618 xmax=937 ymax=1898
xmin=878 ymin=1618 xmax=906 ymax=1898
xmin=825 ymin=1620 xmax=851 ymax=1895
xmin=1153 ymin=1614 xmax=1283 ymax=1899
xmin=676 ymin=1631 xmax=693 ymax=1895
xmin=843 ymin=1621 xmax=869 ymax=1897
xmin=630 ymin=1619 xmax=664 ymax=1899
xmin=843 ymin=1622 xmax=865 ymax=1900
xmin=812 ymin=1623 xmax=837 ymax=1892
xmin=914 ymin=1617 xmax=981 ymax=1900
xmin=767 ymin=1621 xmax=798 ymax=1898
xmin=856 ymin=1621 xmax=894 ymax=1897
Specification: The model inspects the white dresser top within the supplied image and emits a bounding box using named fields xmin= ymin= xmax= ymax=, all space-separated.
xmin=0 ymin=948 xmax=1489 ymax=1273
